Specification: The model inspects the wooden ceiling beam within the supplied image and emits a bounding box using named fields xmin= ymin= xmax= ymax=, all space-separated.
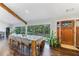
xmin=0 ymin=3 xmax=27 ymax=24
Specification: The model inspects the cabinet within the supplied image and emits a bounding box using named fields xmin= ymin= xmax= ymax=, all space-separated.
xmin=57 ymin=19 xmax=79 ymax=48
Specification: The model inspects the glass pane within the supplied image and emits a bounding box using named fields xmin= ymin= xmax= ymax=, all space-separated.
xmin=61 ymin=21 xmax=73 ymax=27
xmin=15 ymin=26 xmax=25 ymax=34
xmin=27 ymin=24 xmax=50 ymax=37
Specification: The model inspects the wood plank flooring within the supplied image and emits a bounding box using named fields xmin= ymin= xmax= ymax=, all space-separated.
xmin=41 ymin=42 xmax=79 ymax=56
xmin=0 ymin=40 xmax=79 ymax=56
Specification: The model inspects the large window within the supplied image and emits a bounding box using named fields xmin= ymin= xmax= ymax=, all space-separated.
xmin=27 ymin=24 xmax=50 ymax=37
xmin=15 ymin=26 xmax=26 ymax=34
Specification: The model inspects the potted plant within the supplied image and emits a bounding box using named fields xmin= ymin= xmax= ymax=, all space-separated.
xmin=49 ymin=31 xmax=60 ymax=48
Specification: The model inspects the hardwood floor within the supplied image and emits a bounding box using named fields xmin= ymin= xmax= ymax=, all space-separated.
xmin=41 ymin=42 xmax=79 ymax=56
xmin=0 ymin=40 xmax=79 ymax=56
xmin=41 ymin=42 xmax=51 ymax=56
xmin=0 ymin=40 xmax=11 ymax=56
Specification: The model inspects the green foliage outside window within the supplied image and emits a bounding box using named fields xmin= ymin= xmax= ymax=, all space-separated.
xmin=27 ymin=24 xmax=50 ymax=37
xmin=15 ymin=26 xmax=25 ymax=34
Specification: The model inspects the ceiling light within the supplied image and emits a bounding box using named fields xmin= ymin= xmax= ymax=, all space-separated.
xmin=25 ymin=10 xmax=29 ymax=14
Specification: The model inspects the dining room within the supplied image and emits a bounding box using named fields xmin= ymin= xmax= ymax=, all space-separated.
xmin=1 ymin=3 xmax=79 ymax=56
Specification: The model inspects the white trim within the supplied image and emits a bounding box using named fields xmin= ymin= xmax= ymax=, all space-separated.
xmin=57 ymin=18 xmax=79 ymax=22
xmin=59 ymin=22 xmax=61 ymax=44
xmin=74 ymin=20 xmax=76 ymax=47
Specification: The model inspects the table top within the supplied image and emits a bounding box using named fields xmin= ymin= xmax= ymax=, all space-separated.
xmin=26 ymin=35 xmax=43 ymax=40
xmin=9 ymin=34 xmax=44 ymax=41
xmin=9 ymin=34 xmax=44 ymax=45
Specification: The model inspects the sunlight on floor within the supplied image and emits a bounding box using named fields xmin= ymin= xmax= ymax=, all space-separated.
xmin=42 ymin=42 xmax=51 ymax=56
xmin=0 ymin=40 xmax=11 ymax=56
xmin=61 ymin=44 xmax=79 ymax=51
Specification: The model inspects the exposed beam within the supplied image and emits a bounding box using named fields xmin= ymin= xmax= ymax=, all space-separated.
xmin=0 ymin=3 xmax=27 ymax=24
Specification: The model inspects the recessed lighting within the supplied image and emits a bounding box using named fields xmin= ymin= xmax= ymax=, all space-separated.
xmin=25 ymin=10 xmax=29 ymax=14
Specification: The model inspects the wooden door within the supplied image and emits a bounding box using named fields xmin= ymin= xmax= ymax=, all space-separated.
xmin=61 ymin=27 xmax=74 ymax=45
xmin=76 ymin=27 xmax=79 ymax=48
xmin=60 ymin=20 xmax=74 ymax=46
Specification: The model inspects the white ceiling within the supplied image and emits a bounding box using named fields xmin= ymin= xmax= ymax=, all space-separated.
xmin=3 ymin=3 xmax=79 ymax=24
xmin=0 ymin=7 xmax=25 ymax=26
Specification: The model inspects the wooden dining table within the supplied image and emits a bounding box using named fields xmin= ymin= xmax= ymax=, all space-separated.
xmin=8 ymin=35 xmax=45 ymax=56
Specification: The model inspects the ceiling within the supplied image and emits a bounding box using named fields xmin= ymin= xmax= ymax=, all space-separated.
xmin=0 ymin=7 xmax=25 ymax=26
xmin=2 ymin=3 xmax=79 ymax=24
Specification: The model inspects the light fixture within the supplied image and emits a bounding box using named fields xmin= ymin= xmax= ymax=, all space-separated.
xmin=66 ymin=8 xmax=74 ymax=12
xmin=25 ymin=9 xmax=29 ymax=14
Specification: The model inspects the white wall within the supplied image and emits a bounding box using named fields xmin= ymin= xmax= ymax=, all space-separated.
xmin=50 ymin=20 xmax=57 ymax=36
xmin=0 ymin=21 xmax=9 ymax=40
xmin=0 ymin=22 xmax=9 ymax=32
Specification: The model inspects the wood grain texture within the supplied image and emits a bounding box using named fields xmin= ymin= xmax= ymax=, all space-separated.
xmin=31 ymin=40 xmax=36 ymax=56
xmin=58 ymin=20 xmax=74 ymax=46
xmin=76 ymin=27 xmax=79 ymax=48
xmin=61 ymin=27 xmax=74 ymax=45
xmin=0 ymin=3 xmax=27 ymax=24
